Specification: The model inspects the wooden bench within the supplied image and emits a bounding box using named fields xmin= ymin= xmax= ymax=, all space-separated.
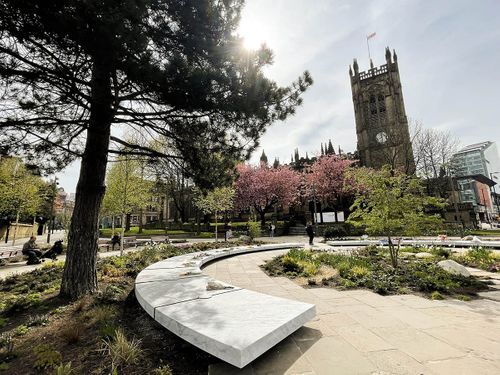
xmin=135 ymin=243 xmax=315 ymax=368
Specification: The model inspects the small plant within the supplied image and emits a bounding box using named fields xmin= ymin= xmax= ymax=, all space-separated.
xmin=101 ymin=329 xmax=142 ymax=372
xmin=456 ymin=294 xmax=472 ymax=301
xmin=54 ymin=362 xmax=74 ymax=375
xmin=430 ymin=246 xmax=451 ymax=258
xmin=152 ymin=364 xmax=173 ymax=375
xmin=431 ymin=291 xmax=445 ymax=300
xmin=0 ymin=333 xmax=13 ymax=353
xmin=60 ymin=323 xmax=85 ymax=344
xmin=33 ymin=344 xmax=62 ymax=370
xmin=85 ymin=305 xmax=118 ymax=325
xmin=13 ymin=325 xmax=29 ymax=337
xmin=349 ymin=265 xmax=372 ymax=278
xmin=0 ymin=318 xmax=7 ymax=329
xmin=97 ymin=285 xmax=126 ymax=303
xmin=73 ymin=296 xmax=93 ymax=313
xmin=26 ymin=314 xmax=49 ymax=327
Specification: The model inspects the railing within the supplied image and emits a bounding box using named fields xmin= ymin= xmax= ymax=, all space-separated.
xmin=359 ymin=64 xmax=388 ymax=80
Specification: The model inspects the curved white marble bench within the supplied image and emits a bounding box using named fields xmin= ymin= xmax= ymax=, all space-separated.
xmin=135 ymin=243 xmax=316 ymax=368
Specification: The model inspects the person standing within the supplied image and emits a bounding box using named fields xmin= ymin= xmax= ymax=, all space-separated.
xmin=22 ymin=236 xmax=42 ymax=264
xmin=270 ymin=223 xmax=276 ymax=238
xmin=305 ymin=223 xmax=315 ymax=246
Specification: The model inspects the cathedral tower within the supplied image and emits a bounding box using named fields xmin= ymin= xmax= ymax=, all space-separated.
xmin=350 ymin=47 xmax=415 ymax=174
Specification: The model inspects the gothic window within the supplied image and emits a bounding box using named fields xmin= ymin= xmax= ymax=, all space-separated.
xmin=378 ymin=95 xmax=386 ymax=113
xmin=370 ymin=95 xmax=377 ymax=114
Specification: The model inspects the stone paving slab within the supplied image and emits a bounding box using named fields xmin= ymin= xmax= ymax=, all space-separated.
xmin=203 ymin=249 xmax=500 ymax=374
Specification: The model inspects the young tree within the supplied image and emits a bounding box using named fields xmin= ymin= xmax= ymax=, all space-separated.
xmin=0 ymin=157 xmax=45 ymax=244
xmin=305 ymin=154 xmax=355 ymax=214
xmin=235 ymin=164 xmax=301 ymax=226
xmin=0 ymin=1 xmax=312 ymax=298
xmin=347 ymin=167 xmax=446 ymax=268
xmin=194 ymin=187 xmax=235 ymax=242
xmin=102 ymin=156 xmax=152 ymax=255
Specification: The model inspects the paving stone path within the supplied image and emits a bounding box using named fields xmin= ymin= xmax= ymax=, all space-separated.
xmin=204 ymin=249 xmax=500 ymax=375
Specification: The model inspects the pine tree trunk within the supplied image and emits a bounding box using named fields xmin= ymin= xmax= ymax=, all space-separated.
xmin=60 ymin=61 xmax=112 ymax=299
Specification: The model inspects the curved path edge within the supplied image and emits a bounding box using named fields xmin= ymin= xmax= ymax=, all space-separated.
xmin=135 ymin=243 xmax=316 ymax=368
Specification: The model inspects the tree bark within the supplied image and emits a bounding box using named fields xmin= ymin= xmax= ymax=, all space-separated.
xmin=60 ymin=60 xmax=113 ymax=299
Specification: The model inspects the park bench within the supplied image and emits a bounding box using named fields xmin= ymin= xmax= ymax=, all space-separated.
xmin=150 ymin=235 xmax=170 ymax=244
xmin=123 ymin=236 xmax=138 ymax=248
xmin=0 ymin=248 xmax=23 ymax=260
xmin=135 ymin=243 xmax=316 ymax=368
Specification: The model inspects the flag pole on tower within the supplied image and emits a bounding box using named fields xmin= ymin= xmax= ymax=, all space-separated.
xmin=366 ymin=32 xmax=376 ymax=63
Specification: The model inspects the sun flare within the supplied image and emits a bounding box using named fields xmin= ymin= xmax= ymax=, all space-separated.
xmin=238 ymin=17 xmax=267 ymax=50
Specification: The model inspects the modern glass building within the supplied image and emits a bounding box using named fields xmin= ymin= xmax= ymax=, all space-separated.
xmin=451 ymin=141 xmax=500 ymax=222
xmin=451 ymin=141 xmax=500 ymax=178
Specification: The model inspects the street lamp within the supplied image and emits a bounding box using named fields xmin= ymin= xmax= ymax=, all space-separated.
xmin=47 ymin=176 xmax=58 ymax=243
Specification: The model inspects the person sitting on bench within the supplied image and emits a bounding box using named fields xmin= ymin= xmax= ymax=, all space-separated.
xmin=22 ymin=236 xmax=42 ymax=265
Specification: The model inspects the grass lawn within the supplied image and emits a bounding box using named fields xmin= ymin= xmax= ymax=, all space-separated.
xmin=261 ymin=246 xmax=493 ymax=300
xmin=0 ymin=241 xmax=249 ymax=374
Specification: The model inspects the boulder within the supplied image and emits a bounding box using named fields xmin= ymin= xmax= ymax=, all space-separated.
xmin=437 ymin=260 xmax=471 ymax=277
xmin=415 ymin=252 xmax=433 ymax=258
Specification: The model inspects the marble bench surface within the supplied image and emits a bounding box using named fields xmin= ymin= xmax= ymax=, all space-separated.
xmin=135 ymin=243 xmax=316 ymax=368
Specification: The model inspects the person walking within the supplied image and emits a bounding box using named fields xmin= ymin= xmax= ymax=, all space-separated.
xmin=305 ymin=222 xmax=315 ymax=246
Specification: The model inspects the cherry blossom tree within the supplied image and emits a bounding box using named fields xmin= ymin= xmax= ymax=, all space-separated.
xmin=305 ymin=155 xmax=355 ymax=214
xmin=235 ymin=164 xmax=301 ymax=226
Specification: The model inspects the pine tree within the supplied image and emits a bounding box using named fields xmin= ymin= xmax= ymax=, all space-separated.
xmin=273 ymin=158 xmax=280 ymax=169
xmin=294 ymin=148 xmax=300 ymax=162
xmin=0 ymin=0 xmax=312 ymax=298
xmin=321 ymin=143 xmax=324 ymax=156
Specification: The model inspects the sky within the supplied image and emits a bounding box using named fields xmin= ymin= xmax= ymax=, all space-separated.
xmin=57 ymin=0 xmax=500 ymax=193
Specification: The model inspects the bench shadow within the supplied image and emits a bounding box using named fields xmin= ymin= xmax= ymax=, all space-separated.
xmin=208 ymin=326 xmax=322 ymax=374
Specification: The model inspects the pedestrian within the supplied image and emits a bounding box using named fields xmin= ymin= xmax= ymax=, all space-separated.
xmin=305 ymin=222 xmax=315 ymax=246
xmin=226 ymin=222 xmax=233 ymax=241
xmin=269 ymin=223 xmax=275 ymax=238
xmin=111 ymin=234 xmax=120 ymax=251
xmin=22 ymin=236 xmax=42 ymax=264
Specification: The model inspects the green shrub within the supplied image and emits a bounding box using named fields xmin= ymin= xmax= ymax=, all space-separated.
xmin=282 ymin=255 xmax=303 ymax=274
xmin=0 ymin=318 xmax=7 ymax=329
xmin=247 ymin=221 xmax=261 ymax=241
xmin=33 ymin=344 xmax=62 ymax=370
xmin=323 ymin=225 xmax=347 ymax=240
xmin=431 ymin=291 xmax=444 ymax=300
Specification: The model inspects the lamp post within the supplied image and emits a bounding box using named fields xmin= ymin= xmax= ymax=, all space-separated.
xmin=47 ymin=177 xmax=58 ymax=243
xmin=490 ymin=172 xmax=500 ymax=221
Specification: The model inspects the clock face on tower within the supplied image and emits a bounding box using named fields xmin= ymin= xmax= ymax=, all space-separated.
xmin=376 ymin=132 xmax=387 ymax=144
